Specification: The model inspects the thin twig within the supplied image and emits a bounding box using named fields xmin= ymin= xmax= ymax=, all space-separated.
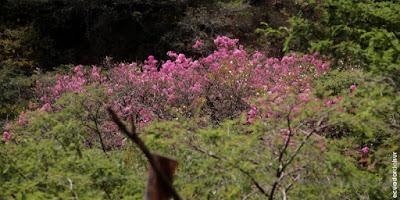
xmin=269 ymin=108 xmax=293 ymax=200
xmin=81 ymin=100 xmax=108 ymax=156
xmin=93 ymin=117 xmax=108 ymax=155
xmin=238 ymin=167 xmax=269 ymax=197
xmin=278 ymin=108 xmax=293 ymax=164
xmin=269 ymin=114 xmax=327 ymax=200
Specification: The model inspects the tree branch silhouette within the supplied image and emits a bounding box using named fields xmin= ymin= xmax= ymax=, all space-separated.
xmin=107 ymin=107 xmax=182 ymax=200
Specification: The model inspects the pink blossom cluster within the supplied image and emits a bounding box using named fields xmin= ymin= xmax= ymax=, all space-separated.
xmin=34 ymin=36 xmax=330 ymax=125
xmin=325 ymin=96 xmax=343 ymax=107
xmin=35 ymin=65 xmax=105 ymax=111
xmin=361 ymin=146 xmax=369 ymax=154
xmin=192 ymin=39 xmax=204 ymax=49
xmin=2 ymin=131 xmax=11 ymax=142
xmin=246 ymin=106 xmax=258 ymax=124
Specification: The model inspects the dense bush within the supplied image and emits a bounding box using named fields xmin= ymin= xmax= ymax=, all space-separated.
xmin=33 ymin=36 xmax=329 ymax=124
xmin=0 ymin=0 xmax=271 ymax=126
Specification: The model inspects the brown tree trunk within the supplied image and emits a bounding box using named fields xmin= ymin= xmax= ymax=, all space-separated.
xmin=144 ymin=154 xmax=178 ymax=200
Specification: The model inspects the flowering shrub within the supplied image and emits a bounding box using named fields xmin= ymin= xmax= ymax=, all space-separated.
xmin=34 ymin=36 xmax=330 ymax=125
xmin=2 ymin=36 xmax=396 ymax=200
xmin=17 ymin=36 xmax=334 ymax=154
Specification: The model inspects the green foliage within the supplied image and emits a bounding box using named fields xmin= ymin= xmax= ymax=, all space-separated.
xmin=1 ymin=0 xmax=398 ymax=199
xmin=257 ymin=0 xmax=400 ymax=85
xmin=1 ymin=88 xmax=391 ymax=199
xmin=1 ymin=110 xmax=389 ymax=199
xmin=256 ymin=2 xmax=400 ymax=186
xmin=1 ymin=90 xmax=145 ymax=199
xmin=0 ymin=141 xmax=144 ymax=199
xmin=291 ymin=149 xmax=385 ymax=200
xmin=315 ymin=70 xmax=399 ymax=140
xmin=315 ymin=69 xmax=400 ymax=175
xmin=0 ymin=26 xmax=35 ymax=129
xmin=137 ymin=117 xmax=392 ymax=199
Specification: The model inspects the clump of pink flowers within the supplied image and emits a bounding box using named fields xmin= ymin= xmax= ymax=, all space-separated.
xmin=350 ymin=84 xmax=357 ymax=92
xmin=246 ymin=106 xmax=258 ymax=124
xmin=361 ymin=146 xmax=369 ymax=154
xmin=34 ymin=36 xmax=330 ymax=125
xmin=192 ymin=39 xmax=204 ymax=49
xmin=2 ymin=131 xmax=11 ymax=142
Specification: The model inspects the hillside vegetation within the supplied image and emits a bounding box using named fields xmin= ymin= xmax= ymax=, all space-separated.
xmin=1 ymin=0 xmax=399 ymax=199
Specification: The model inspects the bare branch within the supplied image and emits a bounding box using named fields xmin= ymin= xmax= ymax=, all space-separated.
xmin=269 ymin=114 xmax=327 ymax=200
xmin=277 ymin=108 xmax=293 ymax=164
xmin=107 ymin=108 xmax=182 ymax=200
xmin=80 ymin=99 xmax=108 ymax=156
xmin=281 ymin=188 xmax=287 ymax=200
xmin=269 ymin=108 xmax=293 ymax=200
